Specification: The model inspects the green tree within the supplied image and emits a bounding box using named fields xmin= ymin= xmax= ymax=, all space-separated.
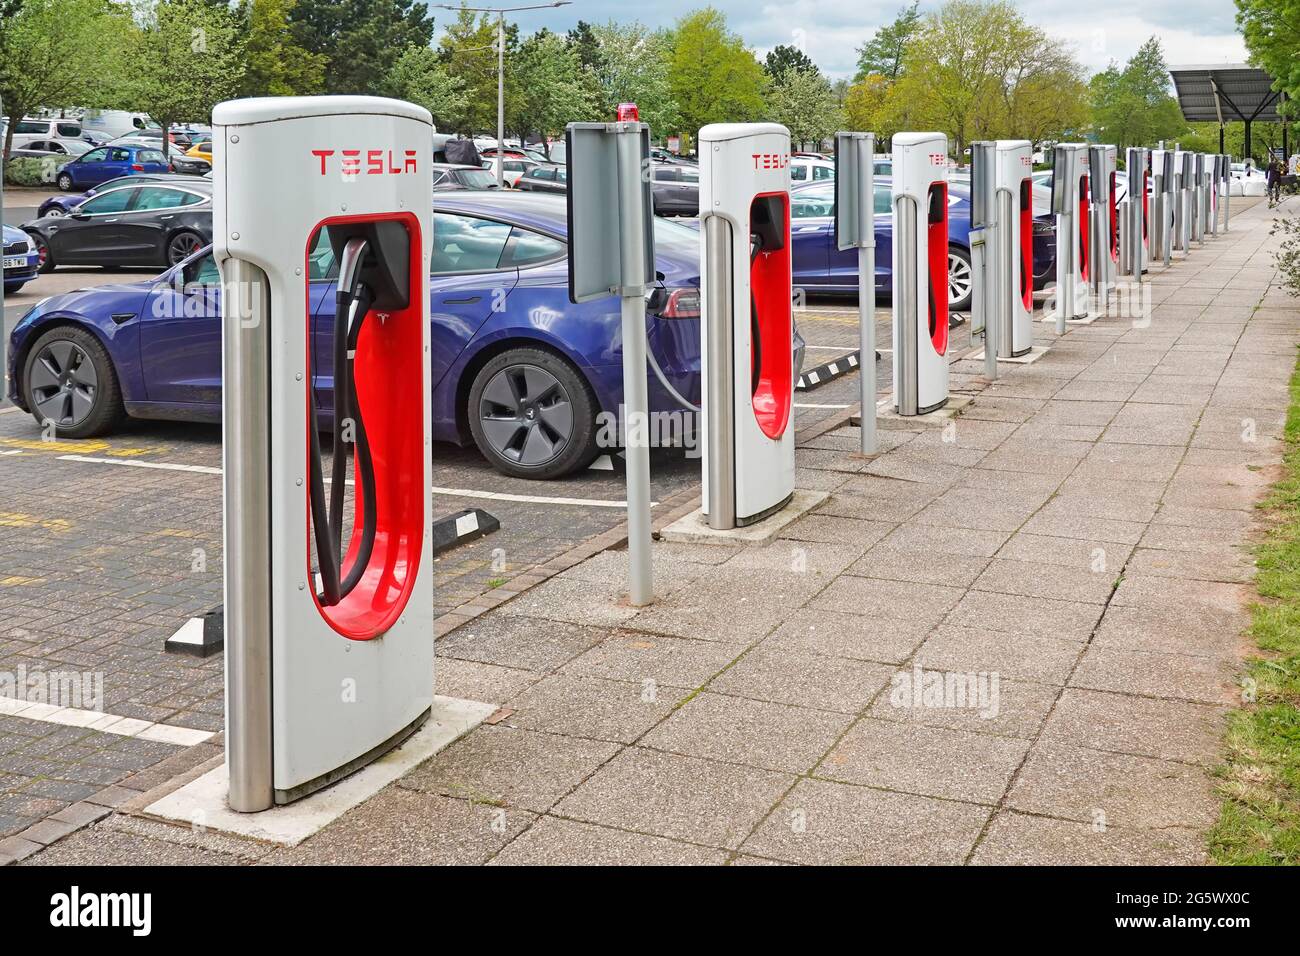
xmin=0 ymin=0 xmax=135 ymax=156
xmin=766 ymin=66 xmax=840 ymax=150
xmin=289 ymin=0 xmax=433 ymax=95
xmin=667 ymin=7 xmax=768 ymax=133
xmin=765 ymin=44 xmax=817 ymax=81
xmin=239 ymin=0 xmax=325 ymax=97
xmin=854 ymin=1 xmax=921 ymax=82
xmin=386 ymin=44 xmax=467 ymax=130
xmin=435 ymin=6 xmax=502 ymax=134
xmin=1236 ymin=0 xmax=1300 ymax=107
xmin=1088 ymin=37 xmax=1187 ymax=150
xmin=508 ymin=30 xmax=598 ymax=150
xmin=128 ymin=0 xmax=246 ymax=157
xmin=590 ymin=20 xmax=679 ymax=136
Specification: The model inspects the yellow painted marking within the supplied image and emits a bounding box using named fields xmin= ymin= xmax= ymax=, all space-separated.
xmin=0 ymin=437 xmax=110 ymax=454
xmin=157 ymin=528 xmax=203 ymax=539
xmin=0 ymin=512 xmax=72 ymax=533
xmin=0 ymin=575 xmax=44 ymax=587
xmin=106 ymin=447 xmax=166 ymax=458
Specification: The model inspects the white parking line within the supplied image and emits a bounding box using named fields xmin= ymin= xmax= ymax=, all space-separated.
xmin=0 ymin=695 xmax=214 ymax=747
xmin=795 ymin=402 xmax=851 ymax=409
xmin=56 ymin=453 xmax=647 ymax=508
xmin=58 ymin=454 xmax=222 ymax=475
xmin=0 ymin=406 xmax=20 ymax=415
xmin=804 ymin=345 xmax=860 ymax=351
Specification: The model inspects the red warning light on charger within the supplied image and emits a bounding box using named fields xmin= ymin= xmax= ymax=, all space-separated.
xmin=616 ymin=102 xmax=639 ymax=122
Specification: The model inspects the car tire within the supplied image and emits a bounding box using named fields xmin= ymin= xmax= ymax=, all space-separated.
xmin=948 ymin=244 xmax=973 ymax=313
xmin=4 ymin=282 xmax=26 ymax=295
xmin=31 ymin=234 xmax=54 ymax=273
xmin=56 ymin=172 xmax=74 ymax=191
xmin=21 ymin=325 xmax=125 ymax=438
xmin=166 ymin=230 xmax=205 ymax=266
xmin=467 ymin=347 xmax=600 ymax=480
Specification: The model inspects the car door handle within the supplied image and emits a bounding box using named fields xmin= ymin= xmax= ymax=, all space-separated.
xmin=104 ymin=218 xmax=118 ymax=223
xmin=441 ymin=295 xmax=481 ymax=304
xmin=111 ymin=312 xmax=135 ymax=324
xmin=160 ymin=215 xmax=174 ymax=220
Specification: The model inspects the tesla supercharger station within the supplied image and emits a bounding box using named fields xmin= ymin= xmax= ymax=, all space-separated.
xmin=1150 ymin=149 xmax=1174 ymax=266
xmin=699 ymin=123 xmax=795 ymax=528
xmin=1218 ymin=154 xmax=1232 ymax=232
xmin=1124 ymin=147 xmax=1149 ymax=284
xmin=1088 ymin=145 xmax=1116 ymax=308
xmin=974 ymin=140 xmax=1034 ymax=358
xmin=1174 ymin=150 xmax=1194 ymax=253
xmin=215 ymin=97 xmax=435 ymax=812
xmin=1191 ymin=153 xmax=1206 ymax=243
xmin=1051 ymin=143 xmax=1091 ymax=330
xmin=891 ymin=132 xmax=949 ymax=415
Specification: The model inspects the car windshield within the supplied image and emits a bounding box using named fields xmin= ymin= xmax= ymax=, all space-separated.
xmin=652 ymin=216 xmax=700 ymax=260
xmin=457 ymin=168 xmax=498 ymax=189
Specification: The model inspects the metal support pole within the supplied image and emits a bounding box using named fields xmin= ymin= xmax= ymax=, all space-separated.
xmin=615 ymin=129 xmax=652 ymax=605
xmin=496 ymin=15 xmax=505 ymax=189
xmin=1 ymin=94 xmax=6 ymax=404
xmin=703 ymin=215 xmax=734 ymax=530
xmin=896 ymin=197 xmax=920 ymax=413
xmin=995 ymin=188 xmax=1014 ymax=362
xmin=223 ymin=258 xmax=274 ymax=813
xmin=1055 ymin=206 xmax=1069 ymax=335
xmin=1224 ymin=174 xmax=1231 ymax=232
xmin=856 ymin=134 xmax=877 ymax=455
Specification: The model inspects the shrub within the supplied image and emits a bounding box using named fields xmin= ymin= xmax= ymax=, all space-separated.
xmin=3 ymin=155 xmax=62 ymax=187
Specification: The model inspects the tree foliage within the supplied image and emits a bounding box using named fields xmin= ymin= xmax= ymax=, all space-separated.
xmin=854 ymin=1 xmax=921 ymax=82
xmin=1236 ymin=0 xmax=1300 ymax=110
xmin=667 ymin=7 xmax=768 ymax=134
xmin=766 ymin=62 xmax=839 ymax=149
xmin=508 ymin=30 xmax=597 ymax=149
xmin=288 ymin=0 xmax=433 ymax=96
xmin=765 ymin=44 xmax=817 ymax=81
xmin=589 ymin=21 xmax=680 ymax=136
xmin=239 ymin=0 xmax=325 ymax=97
xmin=1088 ymin=37 xmax=1187 ymax=151
xmin=386 ymin=44 xmax=467 ymax=130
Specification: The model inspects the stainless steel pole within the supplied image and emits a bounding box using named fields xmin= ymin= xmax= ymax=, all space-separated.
xmin=703 ymin=215 xmax=734 ymax=529
xmin=896 ymin=196 xmax=919 ymax=414
xmin=1 ymin=95 xmax=6 ymax=403
xmin=857 ymin=134 xmax=877 ymax=455
xmin=1055 ymin=207 xmax=1070 ymax=335
xmin=223 ymin=258 xmax=274 ymax=813
xmin=615 ymin=128 xmax=652 ymax=605
xmin=496 ymin=15 xmax=505 ymax=189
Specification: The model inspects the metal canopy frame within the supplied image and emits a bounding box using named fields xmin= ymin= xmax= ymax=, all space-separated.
xmin=1169 ymin=64 xmax=1288 ymax=159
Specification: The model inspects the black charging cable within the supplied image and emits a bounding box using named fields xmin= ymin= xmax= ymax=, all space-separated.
xmin=308 ymin=238 xmax=378 ymax=606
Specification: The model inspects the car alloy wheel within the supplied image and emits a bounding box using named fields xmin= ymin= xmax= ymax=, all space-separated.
xmin=167 ymin=232 xmax=203 ymax=265
xmin=28 ymin=339 xmax=99 ymax=428
xmin=948 ymin=251 xmax=973 ymax=308
xmin=33 ymin=235 xmax=52 ymax=272
xmin=56 ymin=173 xmax=73 ymax=191
xmin=477 ymin=364 xmax=573 ymax=466
xmin=44 ymin=207 xmax=65 ymax=218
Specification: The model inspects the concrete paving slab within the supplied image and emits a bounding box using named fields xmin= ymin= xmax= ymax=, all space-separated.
xmin=562 ymin=632 xmax=748 ymax=689
xmin=819 ymin=718 xmax=1028 ymax=804
xmin=760 ymin=610 xmax=932 ymax=664
xmin=867 ymin=675 xmax=1058 ymax=740
xmin=489 ymin=815 xmax=728 ymax=865
xmin=399 ymin=724 xmax=618 ymax=813
xmin=659 ymin=489 xmax=829 ymax=545
xmin=915 ymin=625 xmax=1083 ymax=686
xmin=1070 ymin=644 xmax=1238 ymax=705
xmin=437 ymin=614 xmax=606 ymax=672
xmin=1041 ymin=687 xmax=1229 ymax=767
xmin=501 ymin=673 xmax=679 ymax=744
xmin=971 ymin=811 xmax=1207 ymax=865
xmin=740 ymin=777 xmax=989 ymax=865
xmin=710 ymin=645 xmax=895 ymax=713
xmin=642 ymin=691 xmax=852 ymax=774
xmin=553 ymin=746 xmax=793 ymax=850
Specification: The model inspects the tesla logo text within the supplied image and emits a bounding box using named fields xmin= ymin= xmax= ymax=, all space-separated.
xmin=929 ymin=153 xmax=945 ymax=165
xmin=1021 ymin=156 xmax=1033 ymax=166
xmin=751 ymin=153 xmax=790 ymax=170
xmin=311 ymin=149 xmax=419 ymax=177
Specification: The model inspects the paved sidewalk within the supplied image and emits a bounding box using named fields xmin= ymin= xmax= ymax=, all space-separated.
xmin=20 ymin=195 xmax=1296 ymax=865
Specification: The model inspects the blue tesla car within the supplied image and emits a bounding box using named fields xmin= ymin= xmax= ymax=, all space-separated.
xmin=7 ymin=192 xmax=776 ymax=480
xmin=3 ymin=224 xmax=40 ymax=294
xmin=788 ymin=178 xmax=1056 ymax=310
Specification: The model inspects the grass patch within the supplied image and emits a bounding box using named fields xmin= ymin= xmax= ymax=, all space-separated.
xmin=1207 ymin=350 xmax=1300 ymax=864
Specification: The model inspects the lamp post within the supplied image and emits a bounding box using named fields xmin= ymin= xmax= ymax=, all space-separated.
xmin=434 ymin=2 xmax=572 ymax=188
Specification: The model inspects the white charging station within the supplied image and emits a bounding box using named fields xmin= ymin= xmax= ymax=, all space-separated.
xmin=1150 ymin=149 xmax=1174 ymax=266
xmin=1101 ymin=145 xmax=1119 ymax=281
xmin=1191 ymin=153 xmax=1206 ymax=243
xmin=891 ymin=131 xmax=949 ymax=414
xmin=1088 ymin=144 xmax=1117 ymax=306
xmin=1174 ymin=150 xmax=1193 ymax=252
xmin=699 ymin=123 xmax=795 ymax=528
xmin=215 ymin=96 xmax=435 ymax=811
xmin=1051 ymin=143 xmax=1091 ymax=327
xmin=1124 ymin=147 xmax=1149 ymax=281
xmin=993 ymin=140 xmax=1034 ymax=357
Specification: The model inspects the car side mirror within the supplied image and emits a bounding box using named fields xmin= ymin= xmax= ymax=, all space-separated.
xmin=71 ymin=212 xmax=89 ymax=221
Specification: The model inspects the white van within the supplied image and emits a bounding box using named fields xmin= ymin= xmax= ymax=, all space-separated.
xmin=80 ymin=109 xmax=153 ymax=141
xmin=9 ymin=116 xmax=84 ymax=148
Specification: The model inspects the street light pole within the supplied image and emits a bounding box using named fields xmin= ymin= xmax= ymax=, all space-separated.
xmin=432 ymin=1 xmax=572 ymax=188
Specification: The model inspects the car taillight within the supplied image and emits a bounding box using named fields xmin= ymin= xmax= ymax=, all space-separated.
xmin=658 ymin=287 xmax=700 ymax=319
xmin=131 ymin=163 xmax=143 ymax=171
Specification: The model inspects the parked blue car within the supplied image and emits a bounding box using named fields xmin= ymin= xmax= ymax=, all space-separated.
xmin=53 ymin=144 xmax=170 ymax=191
xmin=2 ymin=224 xmax=40 ymax=294
xmin=788 ymin=178 xmax=1056 ymax=310
xmin=7 ymin=192 xmax=791 ymax=480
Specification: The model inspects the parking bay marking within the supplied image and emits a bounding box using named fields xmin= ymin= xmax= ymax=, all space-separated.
xmin=57 ymin=454 xmax=651 ymax=508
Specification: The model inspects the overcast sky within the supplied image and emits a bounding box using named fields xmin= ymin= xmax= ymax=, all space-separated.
xmin=430 ymin=0 xmax=1247 ymax=80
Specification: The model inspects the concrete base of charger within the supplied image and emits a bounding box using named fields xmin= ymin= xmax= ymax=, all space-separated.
xmin=660 ymin=489 xmax=828 ymax=544
xmin=140 ymin=695 xmax=495 ymax=846
xmin=867 ymin=393 xmax=973 ymax=426
xmin=967 ymin=346 xmax=1048 ymax=366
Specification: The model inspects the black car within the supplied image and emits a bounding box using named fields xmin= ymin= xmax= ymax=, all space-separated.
xmin=24 ymin=180 xmax=212 ymax=271
xmin=430 ymin=163 xmax=499 ymax=191
xmin=651 ymin=163 xmax=699 ymax=217
xmin=515 ymin=163 xmax=567 ymax=194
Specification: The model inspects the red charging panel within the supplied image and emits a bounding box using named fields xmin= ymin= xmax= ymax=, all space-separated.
xmin=1108 ymin=172 xmax=1119 ymax=262
xmin=927 ymin=182 xmax=949 ymax=356
xmin=1018 ymin=178 xmax=1033 ymax=310
xmin=1142 ymin=170 xmax=1150 ymax=247
xmin=1078 ymin=174 xmax=1089 ymax=283
xmin=748 ymin=191 xmax=793 ymax=440
xmin=306 ymin=211 xmax=426 ymax=641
